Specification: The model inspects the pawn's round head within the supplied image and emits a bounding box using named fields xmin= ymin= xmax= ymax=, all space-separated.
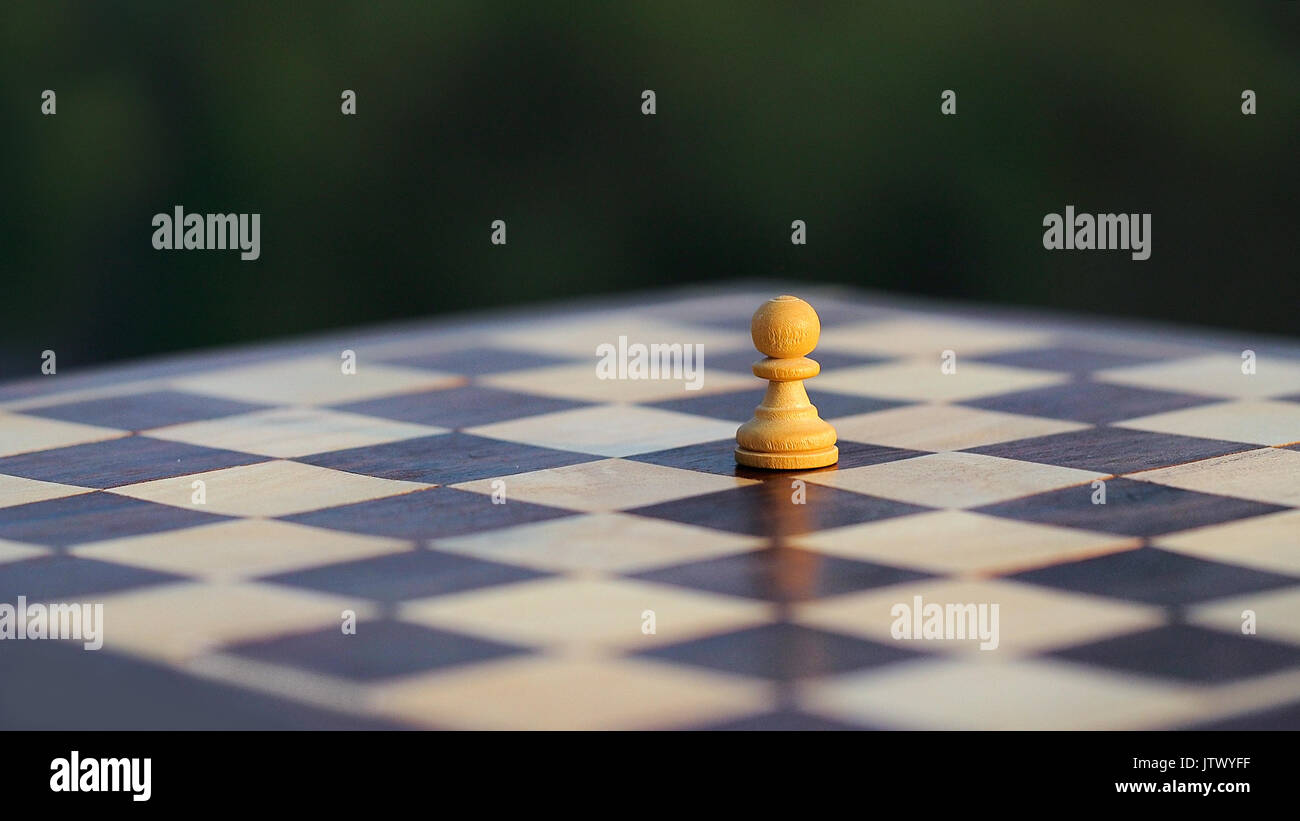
xmin=750 ymin=295 xmax=821 ymax=358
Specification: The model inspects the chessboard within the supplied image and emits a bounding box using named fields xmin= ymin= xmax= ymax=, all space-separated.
xmin=2 ymin=285 xmax=1298 ymax=730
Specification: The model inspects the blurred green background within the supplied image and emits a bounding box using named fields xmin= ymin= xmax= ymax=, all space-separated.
xmin=2 ymin=1 xmax=1296 ymax=373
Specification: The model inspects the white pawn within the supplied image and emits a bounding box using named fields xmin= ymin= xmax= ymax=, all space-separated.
xmin=735 ymin=296 xmax=838 ymax=469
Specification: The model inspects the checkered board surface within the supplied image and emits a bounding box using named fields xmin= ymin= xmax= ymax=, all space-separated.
xmin=2 ymin=286 xmax=1299 ymax=730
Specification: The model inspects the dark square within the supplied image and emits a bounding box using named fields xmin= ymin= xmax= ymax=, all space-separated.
xmin=966 ymin=427 xmax=1252 ymax=474
xmin=0 ymin=436 xmax=267 ymax=489
xmin=225 ymin=619 xmax=530 ymax=681
xmin=629 ymin=438 xmax=925 ymax=479
xmin=961 ymin=381 xmax=1221 ymax=425
xmin=975 ymin=478 xmax=1285 ymax=538
xmin=1051 ymin=624 xmax=1300 ymax=684
xmin=650 ymin=296 xmax=886 ymax=330
xmin=969 ymin=346 xmax=1167 ymax=375
xmin=1007 ymin=547 xmax=1298 ymax=606
xmin=791 ymin=442 xmax=933 ymax=474
xmin=0 ymin=639 xmax=407 ymax=730
xmin=629 ymin=546 xmax=932 ymax=603
xmin=333 ymin=386 xmax=590 ymax=429
xmin=19 ymin=391 xmax=270 ymax=432
xmin=381 ymin=346 xmax=581 ymax=376
xmin=805 ymin=302 xmax=896 ymax=327
xmin=0 ymin=554 xmax=184 ymax=601
xmin=627 ymin=482 xmax=931 ymax=538
xmin=703 ymin=348 xmax=891 ymax=375
xmin=1181 ymin=699 xmax=1300 ymax=730
xmin=641 ymin=297 xmax=759 ymax=329
xmin=282 ymin=487 xmax=577 ymax=540
xmin=261 ymin=547 xmax=548 ymax=603
xmin=645 ymin=388 xmax=905 ymax=422
xmin=297 ymin=433 xmax=599 ymax=484
xmin=687 ymin=710 xmax=874 ymax=731
xmin=0 ymin=493 xmax=229 ymax=548
xmin=637 ymin=623 xmax=925 ymax=681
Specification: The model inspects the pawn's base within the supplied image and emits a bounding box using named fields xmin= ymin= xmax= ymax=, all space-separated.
xmin=735 ymin=445 xmax=838 ymax=470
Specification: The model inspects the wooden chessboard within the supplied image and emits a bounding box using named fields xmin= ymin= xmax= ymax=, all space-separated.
xmin=1 ymin=285 xmax=1298 ymax=730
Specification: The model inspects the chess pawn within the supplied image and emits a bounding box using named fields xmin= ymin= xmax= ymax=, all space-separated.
xmin=735 ymin=296 xmax=839 ymax=469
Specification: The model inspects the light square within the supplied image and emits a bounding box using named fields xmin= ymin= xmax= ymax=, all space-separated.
xmin=433 ymin=512 xmax=764 ymax=573
xmin=0 ymin=538 xmax=50 ymax=565
xmin=466 ymin=404 xmax=739 ymax=457
xmin=109 ymin=460 xmax=430 ymax=518
xmin=96 ymin=581 xmax=374 ymax=663
xmin=795 ymin=577 xmax=1162 ymax=657
xmin=400 ymin=576 xmax=770 ymax=650
xmin=812 ymin=359 xmax=1067 ymax=403
xmin=480 ymin=362 xmax=752 ymax=403
xmin=488 ymin=315 xmax=746 ymax=359
xmin=0 ymin=473 xmax=92 ymax=509
xmin=1134 ymin=447 xmax=1300 ymax=507
xmin=1115 ymin=399 xmax=1300 ymax=447
xmin=819 ymin=317 xmax=1053 ymax=358
xmin=795 ymin=510 xmax=1139 ymax=576
xmin=452 ymin=458 xmax=753 ymax=513
xmin=72 ymin=519 xmax=411 ymax=581
xmin=834 ymin=404 xmax=1087 ymax=452
xmin=145 ymin=407 xmax=446 ymax=458
xmin=803 ymin=658 xmax=1204 ymax=730
xmin=1191 ymin=587 xmax=1300 ymax=645
xmin=370 ymin=656 xmax=770 ymax=730
xmin=0 ymin=381 xmax=161 ymax=414
xmin=172 ymin=356 xmax=461 ymax=406
xmin=804 ymin=451 xmax=1101 ymax=508
xmin=0 ymin=413 xmax=125 ymax=458
xmin=1155 ymin=510 xmax=1300 ymax=576
xmin=1097 ymin=354 xmax=1300 ymax=399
